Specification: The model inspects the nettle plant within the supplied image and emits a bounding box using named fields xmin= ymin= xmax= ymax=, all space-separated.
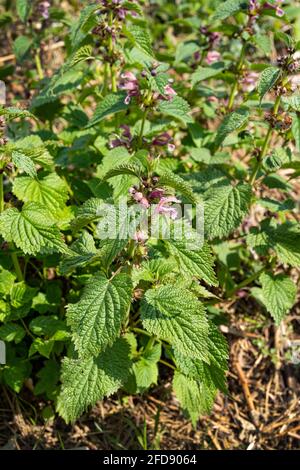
xmin=0 ymin=0 xmax=299 ymax=425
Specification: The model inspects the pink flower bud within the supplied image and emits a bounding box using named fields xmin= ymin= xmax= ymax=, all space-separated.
xmin=206 ymin=51 xmax=221 ymax=65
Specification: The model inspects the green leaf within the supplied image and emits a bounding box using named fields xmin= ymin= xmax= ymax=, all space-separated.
xmin=0 ymin=269 xmax=16 ymax=295
xmin=12 ymin=135 xmax=54 ymax=169
xmin=259 ymin=272 xmax=297 ymax=324
xmin=59 ymin=231 xmax=98 ymax=275
xmin=124 ymin=25 xmax=153 ymax=57
xmin=67 ymin=274 xmax=132 ymax=357
xmin=69 ymin=3 xmax=99 ymax=50
xmin=13 ymin=174 xmax=69 ymax=216
xmin=57 ymin=337 xmax=132 ymax=423
xmin=16 ymin=0 xmax=31 ymax=22
xmin=141 ymin=285 xmax=209 ymax=361
xmin=70 ymin=198 xmax=104 ymax=233
xmin=158 ymin=96 xmax=193 ymax=124
xmin=257 ymin=67 xmax=281 ymax=101
xmin=212 ymin=0 xmax=247 ymax=21
xmin=87 ymin=92 xmax=128 ymax=127
xmin=0 ymin=202 xmax=68 ymax=255
xmin=0 ymin=323 xmax=26 ymax=343
xmin=283 ymin=95 xmax=300 ymax=112
xmin=173 ymin=371 xmax=215 ymax=425
xmin=247 ymin=220 xmax=300 ymax=267
xmin=158 ymin=170 xmax=200 ymax=204
xmin=204 ymin=182 xmax=252 ymax=239
xmin=174 ymin=321 xmax=228 ymax=395
xmin=292 ymin=114 xmax=300 ymax=151
xmin=103 ymin=163 xmax=143 ymax=180
xmin=13 ymin=35 xmax=32 ymax=62
xmin=34 ymin=360 xmax=60 ymax=399
xmin=29 ymin=338 xmax=55 ymax=358
xmin=12 ymin=151 xmax=37 ymax=178
xmin=29 ymin=316 xmax=69 ymax=338
xmin=215 ymin=108 xmax=249 ymax=148
xmin=166 ymin=241 xmax=217 ymax=286
xmin=67 ymin=45 xmax=93 ymax=68
xmin=191 ymin=62 xmax=226 ymax=86
xmin=0 ymin=106 xmax=36 ymax=122
xmin=253 ymin=33 xmax=272 ymax=55
xmin=3 ymin=358 xmax=31 ymax=392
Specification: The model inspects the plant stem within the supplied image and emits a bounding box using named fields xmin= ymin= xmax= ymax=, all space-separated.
xmin=0 ymin=173 xmax=4 ymax=213
xmin=144 ymin=335 xmax=156 ymax=355
xmin=227 ymin=42 xmax=246 ymax=111
xmin=228 ymin=266 xmax=266 ymax=297
xmin=108 ymin=12 xmax=117 ymax=93
xmin=249 ymin=94 xmax=281 ymax=185
xmin=35 ymin=51 xmax=44 ymax=80
xmin=132 ymin=327 xmax=152 ymax=338
xmin=10 ymin=246 xmax=24 ymax=282
xmin=159 ymin=359 xmax=176 ymax=370
xmin=138 ymin=110 xmax=148 ymax=147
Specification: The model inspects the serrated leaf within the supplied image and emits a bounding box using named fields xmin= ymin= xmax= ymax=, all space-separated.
xmin=0 ymin=202 xmax=68 ymax=255
xmin=259 ymin=272 xmax=297 ymax=324
xmin=257 ymin=66 xmax=281 ymax=101
xmin=70 ymin=3 xmax=99 ymax=50
xmin=165 ymin=240 xmax=217 ymax=286
xmin=159 ymin=171 xmax=200 ymax=204
xmin=13 ymin=174 xmax=68 ymax=216
xmin=247 ymin=220 xmax=300 ymax=267
xmin=173 ymin=371 xmax=215 ymax=425
xmin=59 ymin=231 xmax=98 ymax=275
xmin=70 ymin=197 xmax=104 ymax=233
xmin=103 ymin=163 xmax=143 ymax=180
xmin=253 ymin=33 xmax=272 ymax=55
xmin=215 ymin=108 xmax=249 ymax=148
xmin=141 ymin=285 xmax=209 ymax=361
xmin=67 ymin=274 xmax=132 ymax=357
xmin=212 ymin=0 xmax=247 ymax=20
xmin=204 ymin=182 xmax=252 ymax=239
xmin=87 ymin=92 xmax=128 ymax=127
xmin=158 ymin=96 xmax=193 ymax=124
xmin=124 ymin=25 xmax=153 ymax=57
xmin=0 ymin=106 xmax=36 ymax=121
xmin=57 ymin=337 xmax=132 ymax=423
xmin=12 ymin=151 xmax=37 ymax=178
xmin=174 ymin=321 xmax=228 ymax=394
xmin=282 ymin=95 xmax=300 ymax=112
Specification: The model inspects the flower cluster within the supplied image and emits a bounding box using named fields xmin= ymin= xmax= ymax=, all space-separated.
xmin=38 ymin=1 xmax=51 ymax=20
xmin=118 ymin=69 xmax=177 ymax=106
xmin=129 ymin=183 xmax=181 ymax=226
xmin=98 ymin=0 xmax=139 ymax=21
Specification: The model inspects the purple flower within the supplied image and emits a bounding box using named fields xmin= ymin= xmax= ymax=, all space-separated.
xmin=109 ymin=124 xmax=133 ymax=149
xmin=38 ymin=1 xmax=51 ymax=19
xmin=155 ymin=196 xmax=181 ymax=220
xmin=119 ymin=71 xmax=140 ymax=104
xmin=149 ymin=188 xmax=165 ymax=199
xmin=152 ymin=132 xmax=172 ymax=146
xmin=206 ymin=51 xmax=221 ymax=65
xmin=210 ymin=32 xmax=221 ymax=44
